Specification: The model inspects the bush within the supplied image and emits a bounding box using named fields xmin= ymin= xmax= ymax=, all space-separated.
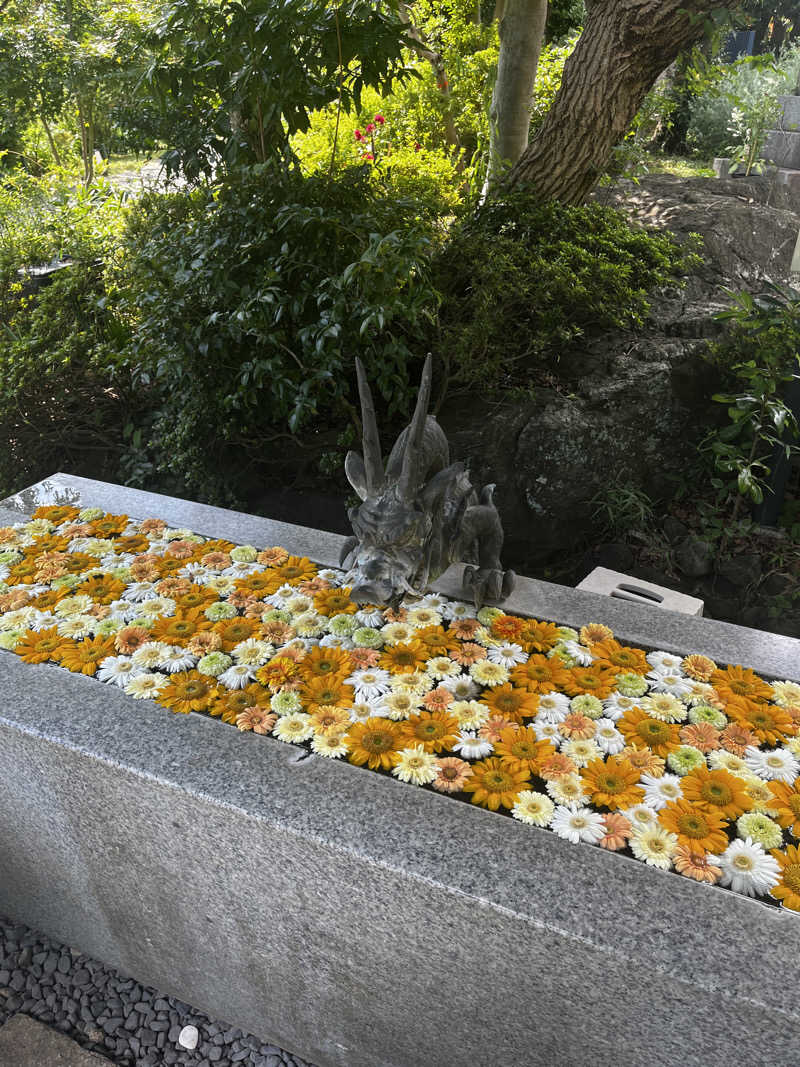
xmin=0 ymin=174 xmax=136 ymax=497
xmin=115 ymin=165 xmax=442 ymax=502
xmin=432 ymin=189 xmax=701 ymax=391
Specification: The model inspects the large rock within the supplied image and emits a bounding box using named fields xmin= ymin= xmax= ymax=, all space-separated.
xmin=442 ymin=176 xmax=799 ymax=571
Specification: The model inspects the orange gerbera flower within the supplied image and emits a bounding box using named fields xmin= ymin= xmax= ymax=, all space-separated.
xmin=769 ymin=780 xmax=800 ymax=837
xmin=346 ymin=718 xmax=400 ymax=770
xmin=450 ymin=642 xmax=487 ymax=667
xmin=173 ymin=587 xmax=219 ymax=613
xmin=28 ymin=534 xmax=70 ymax=556
xmin=87 ymin=513 xmax=129 ymax=537
xmin=212 ymin=616 xmax=264 ymax=650
xmin=115 ymin=534 xmax=151 ymax=554
xmin=114 ymin=626 xmax=153 ymax=655
xmin=718 ymin=722 xmax=758 ymax=757
xmin=398 ymin=710 xmax=460 ymax=753
xmin=770 ymin=844 xmax=800 ymax=911
xmin=234 ymin=571 xmax=281 ymax=597
xmin=313 ymin=586 xmax=357 ymax=616
xmin=559 ymin=712 xmax=596 ymax=740
xmin=413 ymin=625 xmax=458 ymax=658
xmin=681 ymin=766 xmax=753 ymax=819
xmin=462 ymin=757 xmax=530 ymax=810
xmin=620 ymin=745 xmax=666 ymax=776
xmin=510 ymin=654 xmax=572 ymax=694
xmin=490 ymin=615 xmax=526 ymax=642
xmin=599 ymin=812 xmax=632 ymax=851
xmin=257 ymin=546 xmax=289 ymax=567
xmin=302 ymin=645 xmax=352 ymax=679
xmin=32 ymin=504 xmax=80 ymax=524
xmin=673 ymin=845 xmax=722 ymax=884
xmin=479 ymin=716 xmax=519 ymax=743
xmin=658 ymin=799 xmax=729 ymax=853
xmin=309 ymin=706 xmax=351 ymax=735
xmin=209 ymin=685 xmax=272 ymax=723
xmin=679 ymin=722 xmax=721 ymax=753
xmin=538 ymin=752 xmax=578 ymax=780
xmin=618 ymin=708 xmax=680 ymax=757
xmin=257 ymin=656 xmax=302 ymax=692
xmin=681 ymin=654 xmax=717 ymax=682
xmin=57 ymin=636 xmax=116 ymax=676
xmin=711 ymin=664 xmax=773 ymax=706
xmin=432 ymin=757 xmax=473 ymax=794
xmin=130 ymin=556 xmax=163 ymax=582
xmin=301 ymin=674 xmax=354 ymax=710
xmin=517 ymin=618 xmax=561 ymax=653
xmin=581 ymin=756 xmax=644 ymax=810
xmin=739 ymin=703 xmax=793 ymax=747
xmin=563 ymin=665 xmax=619 ymax=699
xmin=589 ymin=639 xmax=649 ymax=674
xmin=493 ymin=726 xmax=554 ymax=773
xmin=78 ymin=574 xmax=127 ymax=605
xmin=235 ymin=707 xmax=278 ymax=734
xmin=579 ymin=623 xmax=614 ymax=645
xmin=156 ymin=671 xmax=219 ymax=714
xmin=15 ymin=627 xmax=64 ymax=664
xmin=380 ymin=640 xmax=428 ymax=675
xmin=422 ymin=686 xmax=455 ymax=712
xmin=479 ymin=684 xmax=539 ymax=724
xmin=447 ymin=618 xmax=481 ymax=641
xmin=8 ymin=559 xmax=40 ymax=584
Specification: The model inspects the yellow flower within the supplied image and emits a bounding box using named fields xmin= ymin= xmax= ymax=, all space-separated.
xmin=462 ymin=757 xmax=530 ymax=811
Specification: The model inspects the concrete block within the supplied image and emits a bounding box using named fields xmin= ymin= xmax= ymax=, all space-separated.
xmin=1 ymin=475 xmax=800 ymax=1067
xmin=777 ymin=94 xmax=800 ymax=130
xmin=765 ymin=128 xmax=800 ymax=169
xmin=576 ymin=566 xmax=704 ymax=616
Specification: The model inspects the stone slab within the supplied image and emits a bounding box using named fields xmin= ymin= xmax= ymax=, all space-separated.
xmin=3 ymin=474 xmax=799 ymax=679
xmin=765 ymin=128 xmax=800 ymax=170
xmin=2 ymin=476 xmax=800 ymax=1066
xmin=0 ymin=1014 xmax=111 ymax=1066
xmin=777 ymin=94 xmax=800 ymax=130
xmin=576 ymin=565 xmax=704 ymax=616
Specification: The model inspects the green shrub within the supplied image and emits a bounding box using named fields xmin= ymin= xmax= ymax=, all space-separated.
xmin=0 ymin=175 xmax=136 ymax=496
xmin=115 ymin=165 xmax=442 ymax=502
xmin=432 ymin=189 xmax=701 ymax=391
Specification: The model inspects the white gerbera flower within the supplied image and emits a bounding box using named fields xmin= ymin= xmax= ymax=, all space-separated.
xmin=532 ymin=721 xmax=561 ymax=743
xmin=560 ymin=739 xmax=602 ymax=768
xmin=744 ymin=745 xmax=799 ymax=783
xmin=107 ymin=599 xmax=137 ymax=621
xmin=623 ymin=803 xmax=659 ymax=831
xmin=131 ymin=641 xmax=172 ymax=669
xmin=639 ymin=693 xmax=688 ymax=723
xmin=56 ymin=616 xmax=97 ymax=639
xmin=319 ymin=634 xmax=353 ymax=649
xmin=439 ymin=673 xmax=479 ymax=701
xmin=355 ymin=606 xmax=385 ymax=628
xmin=546 ymin=773 xmax=589 ymax=808
xmin=97 ymin=656 xmax=144 ymax=688
xmin=0 ymin=607 xmax=36 ymax=631
xmin=218 ymin=663 xmax=257 ymax=689
xmin=231 ymin=638 xmax=274 ymax=666
xmin=121 ymin=582 xmax=158 ymax=603
xmin=179 ymin=563 xmax=215 ymax=583
xmin=450 ymin=700 xmax=489 ymax=730
xmin=629 ymin=826 xmax=678 ymax=869
xmin=646 ymin=669 xmax=694 ymax=698
xmin=346 ymin=668 xmax=392 ymax=700
xmin=559 ymin=639 xmax=595 ymax=666
xmin=601 ymin=692 xmax=641 ymax=721
xmin=442 ymin=600 xmax=477 ymax=621
xmin=708 ymin=750 xmax=750 ymax=777
xmin=550 ymin=805 xmax=606 ymax=845
xmin=640 ymin=772 xmax=683 ymax=811
xmin=405 ymin=606 xmax=442 ymax=629
xmin=381 ymin=622 xmax=415 ymax=645
xmin=646 ymin=651 xmax=685 ymax=673
xmin=425 ymin=656 xmax=461 ymax=680
xmin=380 ymin=691 xmax=422 ymax=720
xmin=716 ymin=837 xmax=781 ymax=896
xmin=316 ymin=568 xmax=344 ymax=585
xmin=594 ymin=719 xmax=625 ymax=755
xmin=27 ymin=611 xmax=59 ymax=632
xmin=452 ymin=732 xmax=494 ymax=759
xmin=206 ymin=576 xmax=237 ymax=596
xmin=222 ymin=562 xmax=262 ymax=578
xmin=772 ymin=680 xmax=800 ymax=708
xmin=349 ymin=701 xmax=377 ymax=723
xmin=272 ymin=712 xmax=313 ymax=743
xmin=391 ymin=745 xmax=439 ymax=785
xmin=512 ymin=791 xmax=555 ymax=827
xmin=535 ymin=691 xmax=571 ymax=723
xmin=54 ymin=594 xmax=94 ymax=617
xmin=486 ymin=642 xmax=527 ymax=668
xmin=124 ymin=673 xmax=170 ymax=699
xmin=469 ymin=660 xmax=509 ymax=687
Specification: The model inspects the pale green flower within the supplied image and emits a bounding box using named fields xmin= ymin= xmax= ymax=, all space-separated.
xmin=95 ymin=618 xmax=124 ymax=636
xmin=0 ymin=628 xmax=24 ymax=650
xmin=616 ymin=672 xmax=648 ymax=697
xmin=262 ymin=608 xmax=292 ymax=624
xmin=51 ymin=574 xmax=81 ymax=591
xmin=82 ymin=538 xmax=115 ymax=557
xmin=352 ymin=626 xmax=383 ymax=648
xmin=271 ymin=690 xmax=303 ymax=716
xmin=548 ymin=642 xmax=578 ymax=667
xmin=204 ymin=601 xmax=238 ymax=621
xmin=109 ymin=566 xmax=132 ymax=583
xmin=0 ymin=550 xmax=21 ymax=565
xmin=477 ymin=606 xmax=503 ymax=627
xmin=571 ymin=694 xmax=603 ymax=719
xmin=197 ymin=651 xmax=233 ymax=676
xmin=667 ymin=745 xmax=706 ymax=776
xmin=78 ymin=507 xmax=104 ymax=521
xmin=689 ymin=704 xmax=727 ymax=728
xmin=230 ymin=545 xmax=258 ymax=564
xmin=556 ymin=626 xmax=579 ymax=643
xmin=736 ymin=812 xmax=783 ymax=850
xmin=327 ymin=613 xmax=357 ymax=636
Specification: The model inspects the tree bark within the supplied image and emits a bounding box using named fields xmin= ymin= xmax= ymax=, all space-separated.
xmin=486 ymin=0 xmax=548 ymax=184
xmin=506 ymin=0 xmax=731 ymax=204
xmin=399 ymin=2 xmax=461 ymax=149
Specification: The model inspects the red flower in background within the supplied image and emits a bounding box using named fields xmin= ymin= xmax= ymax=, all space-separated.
xmin=374 ymin=114 xmax=385 ymax=125
xmin=354 ymin=129 xmax=365 ymax=142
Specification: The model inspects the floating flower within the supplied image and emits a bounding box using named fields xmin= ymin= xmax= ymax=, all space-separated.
xmin=666 ymin=745 xmax=706 ymax=777
xmin=581 ymin=756 xmax=644 ymax=810
xmin=551 ymin=805 xmax=606 ymax=844
xmin=736 ymin=811 xmax=783 ymax=850
xmin=629 ymin=825 xmax=678 ymax=869
xmin=452 ymin=731 xmax=494 ymax=760
xmin=391 ymin=745 xmax=440 ymax=785
xmin=716 ymin=837 xmax=780 ymax=897
xmin=769 ymin=843 xmax=800 ymax=910
xmin=598 ymin=812 xmax=632 ymax=851
xmin=546 ymin=772 xmax=589 ymax=808
xmin=673 ymin=845 xmax=722 ymax=883
xmin=681 ymin=654 xmax=717 ymax=681
xmin=745 ymin=745 xmax=799 ymax=783
xmin=272 ymin=712 xmax=314 ymax=743
xmin=640 ymin=772 xmax=683 ymax=811
xmin=512 ymin=790 xmax=555 ymax=827
xmin=769 ymin=780 xmax=800 ymax=836
xmin=346 ymin=718 xmax=399 ymax=769
xmin=235 ymin=706 xmax=277 ymax=734
xmin=432 ymin=756 xmax=473 ymax=794
xmin=658 ymin=798 xmax=728 ymax=853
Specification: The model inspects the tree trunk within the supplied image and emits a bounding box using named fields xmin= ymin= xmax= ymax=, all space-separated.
xmin=506 ymin=0 xmax=731 ymax=204
xmin=486 ymin=0 xmax=548 ymax=184
xmin=41 ymin=114 xmax=62 ymax=167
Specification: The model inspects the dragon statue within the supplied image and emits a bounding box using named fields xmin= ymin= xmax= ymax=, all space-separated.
xmin=340 ymin=355 xmax=515 ymax=609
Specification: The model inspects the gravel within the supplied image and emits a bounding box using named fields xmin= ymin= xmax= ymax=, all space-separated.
xmin=0 ymin=917 xmax=317 ymax=1067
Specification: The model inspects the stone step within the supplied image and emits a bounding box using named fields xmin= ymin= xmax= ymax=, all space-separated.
xmin=0 ymin=1014 xmax=113 ymax=1067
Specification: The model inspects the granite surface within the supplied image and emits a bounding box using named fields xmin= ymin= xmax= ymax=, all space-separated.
xmin=3 ymin=474 xmax=799 ymax=680
xmin=2 ymin=475 xmax=800 ymax=1066
xmin=0 ymin=1013 xmax=112 ymax=1066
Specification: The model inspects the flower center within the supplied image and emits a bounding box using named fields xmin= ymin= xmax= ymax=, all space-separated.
xmin=784 ymin=864 xmax=800 ymax=893
xmin=733 ymin=855 xmax=754 ymax=871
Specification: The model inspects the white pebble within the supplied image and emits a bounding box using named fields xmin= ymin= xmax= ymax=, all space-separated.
xmin=178 ymin=1024 xmax=199 ymax=1050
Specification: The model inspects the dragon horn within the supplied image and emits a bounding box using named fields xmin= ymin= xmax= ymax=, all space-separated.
xmin=355 ymin=357 xmax=384 ymax=491
xmin=398 ymin=353 xmax=433 ymax=500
